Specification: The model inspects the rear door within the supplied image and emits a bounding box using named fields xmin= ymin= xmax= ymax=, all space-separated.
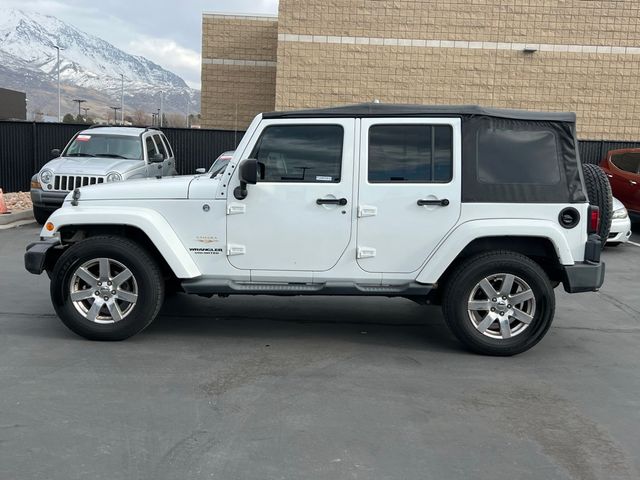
xmin=356 ymin=118 xmax=462 ymax=273
xmin=607 ymin=151 xmax=640 ymax=212
xmin=144 ymin=135 xmax=162 ymax=177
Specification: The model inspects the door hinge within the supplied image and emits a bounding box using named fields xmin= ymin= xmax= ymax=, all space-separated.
xmin=227 ymin=244 xmax=246 ymax=256
xmin=358 ymin=205 xmax=378 ymax=218
xmin=357 ymin=246 xmax=377 ymax=259
xmin=227 ymin=203 xmax=246 ymax=215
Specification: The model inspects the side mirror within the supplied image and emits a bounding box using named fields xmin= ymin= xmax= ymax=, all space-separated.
xmin=195 ymin=168 xmax=206 ymax=174
xmin=234 ymin=159 xmax=264 ymax=200
xmin=51 ymin=148 xmax=60 ymax=158
xmin=150 ymin=153 xmax=164 ymax=163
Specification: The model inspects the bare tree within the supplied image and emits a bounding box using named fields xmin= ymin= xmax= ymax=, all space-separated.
xmin=131 ymin=109 xmax=150 ymax=126
xmin=163 ymin=113 xmax=185 ymax=128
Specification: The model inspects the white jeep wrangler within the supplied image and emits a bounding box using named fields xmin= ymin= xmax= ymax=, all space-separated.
xmin=25 ymin=104 xmax=605 ymax=356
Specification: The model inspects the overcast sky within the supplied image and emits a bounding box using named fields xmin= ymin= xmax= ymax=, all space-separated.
xmin=3 ymin=0 xmax=279 ymax=89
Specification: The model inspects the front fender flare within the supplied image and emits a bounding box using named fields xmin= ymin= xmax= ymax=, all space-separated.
xmin=415 ymin=219 xmax=575 ymax=284
xmin=40 ymin=205 xmax=200 ymax=279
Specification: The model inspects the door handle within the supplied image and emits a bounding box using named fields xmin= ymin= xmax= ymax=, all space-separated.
xmin=630 ymin=180 xmax=637 ymax=185
xmin=316 ymin=197 xmax=347 ymax=206
xmin=417 ymin=198 xmax=450 ymax=207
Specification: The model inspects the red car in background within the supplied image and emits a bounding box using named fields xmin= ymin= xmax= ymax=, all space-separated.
xmin=600 ymin=148 xmax=640 ymax=219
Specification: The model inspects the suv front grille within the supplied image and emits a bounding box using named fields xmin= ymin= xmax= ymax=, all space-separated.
xmin=53 ymin=175 xmax=105 ymax=191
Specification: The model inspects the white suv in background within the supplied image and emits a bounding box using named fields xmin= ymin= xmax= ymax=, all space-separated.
xmin=30 ymin=126 xmax=177 ymax=224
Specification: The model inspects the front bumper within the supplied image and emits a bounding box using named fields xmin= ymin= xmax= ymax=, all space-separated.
xmin=607 ymin=216 xmax=632 ymax=244
xmin=24 ymin=238 xmax=61 ymax=275
xmin=30 ymin=189 xmax=68 ymax=209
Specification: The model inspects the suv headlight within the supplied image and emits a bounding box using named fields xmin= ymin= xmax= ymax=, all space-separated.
xmin=39 ymin=169 xmax=54 ymax=184
xmin=106 ymin=172 xmax=123 ymax=183
xmin=612 ymin=207 xmax=628 ymax=220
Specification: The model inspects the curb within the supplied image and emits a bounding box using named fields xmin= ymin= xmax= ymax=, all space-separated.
xmin=0 ymin=209 xmax=35 ymax=227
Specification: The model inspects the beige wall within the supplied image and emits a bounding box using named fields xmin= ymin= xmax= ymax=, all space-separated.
xmin=201 ymin=14 xmax=278 ymax=130
xmin=201 ymin=2 xmax=640 ymax=140
xmin=275 ymin=0 xmax=640 ymax=140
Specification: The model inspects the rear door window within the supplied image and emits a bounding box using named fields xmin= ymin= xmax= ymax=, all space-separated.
xmin=368 ymin=124 xmax=453 ymax=183
xmin=611 ymin=153 xmax=640 ymax=173
xmin=161 ymin=134 xmax=174 ymax=157
xmin=145 ymin=136 xmax=158 ymax=159
xmin=154 ymin=134 xmax=167 ymax=158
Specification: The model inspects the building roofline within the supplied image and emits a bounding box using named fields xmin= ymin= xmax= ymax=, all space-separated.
xmin=202 ymin=11 xmax=277 ymax=21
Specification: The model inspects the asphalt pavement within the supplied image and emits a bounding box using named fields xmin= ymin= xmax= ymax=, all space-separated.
xmin=1 ymin=224 xmax=639 ymax=480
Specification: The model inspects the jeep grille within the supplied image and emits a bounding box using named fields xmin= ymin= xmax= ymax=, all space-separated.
xmin=53 ymin=175 xmax=105 ymax=191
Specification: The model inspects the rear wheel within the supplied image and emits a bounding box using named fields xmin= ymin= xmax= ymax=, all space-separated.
xmin=582 ymin=163 xmax=613 ymax=245
xmin=50 ymin=236 xmax=164 ymax=340
xmin=442 ymin=251 xmax=555 ymax=356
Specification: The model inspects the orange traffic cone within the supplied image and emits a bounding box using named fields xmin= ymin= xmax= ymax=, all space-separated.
xmin=0 ymin=189 xmax=9 ymax=214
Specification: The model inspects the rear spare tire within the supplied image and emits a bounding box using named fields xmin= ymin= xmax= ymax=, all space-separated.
xmin=582 ymin=163 xmax=612 ymax=244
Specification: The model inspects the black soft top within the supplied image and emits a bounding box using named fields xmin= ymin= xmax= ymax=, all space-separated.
xmin=263 ymin=103 xmax=576 ymax=123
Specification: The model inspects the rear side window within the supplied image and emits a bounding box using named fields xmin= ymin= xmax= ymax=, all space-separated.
xmin=145 ymin=136 xmax=158 ymax=158
xmin=161 ymin=134 xmax=174 ymax=157
xmin=477 ymin=128 xmax=561 ymax=184
xmin=368 ymin=125 xmax=453 ymax=183
xmin=611 ymin=153 xmax=640 ymax=173
xmin=250 ymin=125 xmax=343 ymax=183
xmin=154 ymin=134 xmax=167 ymax=158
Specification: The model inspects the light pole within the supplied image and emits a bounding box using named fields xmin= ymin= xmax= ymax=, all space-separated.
xmin=82 ymin=107 xmax=90 ymax=120
xmin=110 ymin=106 xmax=121 ymax=125
xmin=53 ymin=44 xmax=64 ymax=122
xmin=185 ymin=92 xmax=190 ymax=128
xmin=159 ymin=90 xmax=164 ymax=127
xmin=120 ymin=73 xmax=125 ymax=124
xmin=72 ymin=99 xmax=86 ymax=117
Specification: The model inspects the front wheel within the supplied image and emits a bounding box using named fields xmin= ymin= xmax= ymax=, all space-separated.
xmin=442 ymin=251 xmax=555 ymax=356
xmin=33 ymin=206 xmax=52 ymax=225
xmin=50 ymin=236 xmax=165 ymax=340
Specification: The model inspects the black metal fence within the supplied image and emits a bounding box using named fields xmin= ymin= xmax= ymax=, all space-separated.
xmin=0 ymin=121 xmax=241 ymax=192
xmin=1 ymin=120 xmax=639 ymax=192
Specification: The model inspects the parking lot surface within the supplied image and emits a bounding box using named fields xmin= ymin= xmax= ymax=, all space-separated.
xmin=1 ymin=224 xmax=640 ymax=480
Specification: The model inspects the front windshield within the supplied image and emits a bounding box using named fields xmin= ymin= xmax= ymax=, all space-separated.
xmin=209 ymin=157 xmax=230 ymax=176
xmin=64 ymin=134 xmax=143 ymax=160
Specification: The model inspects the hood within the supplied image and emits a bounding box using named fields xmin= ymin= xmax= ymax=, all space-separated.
xmin=44 ymin=156 xmax=144 ymax=175
xmin=612 ymin=196 xmax=625 ymax=211
xmin=75 ymin=175 xmax=198 ymax=201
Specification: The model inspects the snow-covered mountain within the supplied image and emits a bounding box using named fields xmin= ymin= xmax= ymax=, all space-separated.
xmin=0 ymin=8 xmax=199 ymax=120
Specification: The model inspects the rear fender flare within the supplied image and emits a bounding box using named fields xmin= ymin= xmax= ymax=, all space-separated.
xmin=415 ymin=219 xmax=575 ymax=284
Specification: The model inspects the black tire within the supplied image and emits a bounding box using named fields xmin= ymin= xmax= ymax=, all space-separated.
xmin=442 ymin=251 xmax=555 ymax=356
xmin=50 ymin=236 xmax=164 ymax=340
xmin=582 ymin=163 xmax=612 ymax=245
xmin=33 ymin=206 xmax=52 ymax=225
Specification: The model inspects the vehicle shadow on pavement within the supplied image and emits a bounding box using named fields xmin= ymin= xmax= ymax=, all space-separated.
xmin=147 ymin=294 xmax=461 ymax=353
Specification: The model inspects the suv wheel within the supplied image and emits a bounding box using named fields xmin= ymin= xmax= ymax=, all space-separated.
xmin=442 ymin=251 xmax=555 ymax=356
xmin=33 ymin=206 xmax=51 ymax=225
xmin=50 ymin=236 xmax=165 ymax=340
xmin=582 ymin=163 xmax=613 ymax=245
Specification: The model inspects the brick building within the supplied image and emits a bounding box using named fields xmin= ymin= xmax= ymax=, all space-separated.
xmin=201 ymin=1 xmax=640 ymax=140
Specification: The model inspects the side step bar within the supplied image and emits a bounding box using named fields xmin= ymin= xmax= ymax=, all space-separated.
xmin=181 ymin=278 xmax=433 ymax=297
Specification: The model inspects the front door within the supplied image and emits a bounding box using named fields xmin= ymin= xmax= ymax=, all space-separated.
xmin=226 ymin=119 xmax=355 ymax=272
xmin=356 ymin=118 xmax=462 ymax=273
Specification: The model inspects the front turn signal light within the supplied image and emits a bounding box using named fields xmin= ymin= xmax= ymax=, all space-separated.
xmin=45 ymin=222 xmax=55 ymax=232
